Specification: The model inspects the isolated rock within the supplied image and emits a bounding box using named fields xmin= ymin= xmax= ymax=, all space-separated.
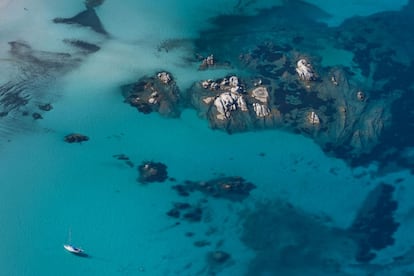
xmin=64 ymin=133 xmax=89 ymax=143
xmin=122 ymin=71 xmax=181 ymax=117
xmin=137 ymin=161 xmax=168 ymax=183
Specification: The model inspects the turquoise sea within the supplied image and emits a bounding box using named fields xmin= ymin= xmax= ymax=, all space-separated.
xmin=1 ymin=0 xmax=414 ymax=275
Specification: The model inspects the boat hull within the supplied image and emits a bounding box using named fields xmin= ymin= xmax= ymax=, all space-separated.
xmin=63 ymin=244 xmax=87 ymax=256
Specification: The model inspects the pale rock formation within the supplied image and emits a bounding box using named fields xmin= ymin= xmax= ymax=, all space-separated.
xmin=253 ymin=103 xmax=271 ymax=117
xmin=296 ymin=59 xmax=315 ymax=81
xmin=229 ymin=76 xmax=239 ymax=87
xmin=157 ymin=72 xmax=171 ymax=84
xmin=214 ymin=92 xmax=247 ymax=120
xmin=307 ymin=111 xmax=320 ymax=125
xmin=251 ymin=86 xmax=269 ymax=103
xmin=203 ymin=97 xmax=215 ymax=105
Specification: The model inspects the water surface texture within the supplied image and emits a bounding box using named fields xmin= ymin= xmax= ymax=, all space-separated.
xmin=1 ymin=0 xmax=414 ymax=275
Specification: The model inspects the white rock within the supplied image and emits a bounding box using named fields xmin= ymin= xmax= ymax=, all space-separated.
xmin=230 ymin=86 xmax=240 ymax=93
xmin=308 ymin=111 xmax=320 ymax=124
xmin=251 ymin=86 xmax=269 ymax=103
xmin=296 ymin=59 xmax=315 ymax=81
xmin=213 ymin=92 xmax=246 ymax=120
xmin=253 ymin=103 xmax=270 ymax=117
xmin=220 ymin=78 xmax=229 ymax=87
xmin=148 ymin=97 xmax=157 ymax=104
xmin=237 ymin=96 xmax=248 ymax=111
xmin=202 ymin=97 xmax=214 ymax=104
xmin=201 ymin=80 xmax=210 ymax=89
xmin=157 ymin=72 xmax=171 ymax=84
xmin=229 ymin=76 xmax=239 ymax=87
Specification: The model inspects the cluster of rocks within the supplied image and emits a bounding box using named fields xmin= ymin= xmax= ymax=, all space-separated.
xmin=296 ymin=58 xmax=316 ymax=82
xmin=122 ymin=71 xmax=181 ymax=118
xmin=113 ymin=153 xmax=134 ymax=168
xmin=64 ymin=133 xmax=89 ymax=143
xmin=199 ymin=54 xmax=215 ymax=70
xmin=166 ymin=202 xmax=203 ymax=222
xmin=172 ymin=176 xmax=256 ymax=201
xmin=137 ymin=161 xmax=168 ymax=184
xmin=189 ymin=75 xmax=277 ymax=133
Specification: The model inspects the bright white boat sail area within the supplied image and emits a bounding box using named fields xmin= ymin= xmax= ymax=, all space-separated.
xmin=63 ymin=230 xmax=87 ymax=257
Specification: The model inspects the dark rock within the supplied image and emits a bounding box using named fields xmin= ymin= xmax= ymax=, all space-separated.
xmin=121 ymin=71 xmax=181 ymax=118
xmin=173 ymin=202 xmax=191 ymax=210
xmin=171 ymin=177 xmax=256 ymax=201
xmin=137 ymin=161 xmax=168 ymax=183
xmin=63 ymin=39 xmax=100 ymax=53
xmin=208 ymin=250 xmax=230 ymax=263
xmin=64 ymin=133 xmax=89 ymax=143
xmin=53 ymin=8 xmax=108 ymax=35
xmin=113 ymin=154 xmax=129 ymax=160
xmin=172 ymin=184 xmax=191 ymax=197
xmin=38 ymin=103 xmax=53 ymax=111
xmin=194 ymin=240 xmax=211 ymax=247
xmin=183 ymin=207 xmax=203 ymax=222
xmin=166 ymin=209 xmax=180 ymax=218
xmin=32 ymin=112 xmax=42 ymax=120
xmin=84 ymin=0 xmax=105 ymax=9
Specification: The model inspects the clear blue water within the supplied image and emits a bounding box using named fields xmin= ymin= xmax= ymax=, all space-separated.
xmin=1 ymin=1 xmax=414 ymax=275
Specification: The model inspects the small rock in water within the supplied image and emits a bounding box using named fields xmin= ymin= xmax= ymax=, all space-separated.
xmin=137 ymin=161 xmax=168 ymax=183
xmin=209 ymin=250 xmax=230 ymax=264
xmin=64 ymin=133 xmax=89 ymax=143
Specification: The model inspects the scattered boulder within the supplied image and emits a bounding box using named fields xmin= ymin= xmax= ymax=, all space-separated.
xmin=137 ymin=161 xmax=168 ymax=183
xmin=32 ymin=112 xmax=42 ymax=120
xmin=38 ymin=103 xmax=53 ymax=111
xmin=64 ymin=133 xmax=89 ymax=143
xmin=172 ymin=176 xmax=256 ymax=201
xmin=208 ymin=250 xmax=230 ymax=264
xmin=296 ymin=58 xmax=316 ymax=81
xmin=63 ymin=39 xmax=100 ymax=54
xmin=122 ymin=71 xmax=181 ymax=117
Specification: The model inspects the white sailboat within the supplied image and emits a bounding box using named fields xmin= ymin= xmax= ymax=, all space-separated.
xmin=63 ymin=229 xmax=87 ymax=256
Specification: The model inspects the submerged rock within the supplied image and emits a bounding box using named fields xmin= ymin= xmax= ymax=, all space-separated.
xmin=63 ymin=39 xmax=100 ymax=54
xmin=64 ymin=133 xmax=89 ymax=143
xmin=208 ymin=250 xmax=230 ymax=264
xmin=172 ymin=176 xmax=256 ymax=201
xmin=349 ymin=183 xmax=399 ymax=263
xmin=122 ymin=71 xmax=181 ymax=118
xmin=84 ymin=0 xmax=105 ymax=9
xmin=53 ymin=8 xmax=108 ymax=35
xmin=38 ymin=103 xmax=53 ymax=111
xmin=137 ymin=161 xmax=168 ymax=183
